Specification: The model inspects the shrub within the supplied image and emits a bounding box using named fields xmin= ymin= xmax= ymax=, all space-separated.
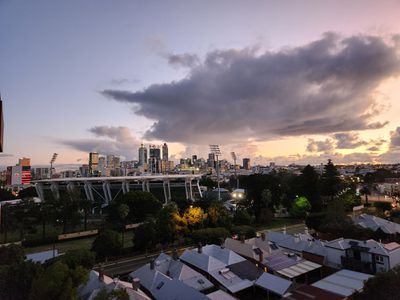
xmin=191 ymin=227 xmax=229 ymax=245
xmin=233 ymin=209 xmax=252 ymax=225
xmin=231 ymin=225 xmax=256 ymax=239
xmin=91 ymin=229 xmax=122 ymax=261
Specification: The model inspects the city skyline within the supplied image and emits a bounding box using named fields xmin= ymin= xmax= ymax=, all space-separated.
xmin=1 ymin=0 xmax=400 ymax=167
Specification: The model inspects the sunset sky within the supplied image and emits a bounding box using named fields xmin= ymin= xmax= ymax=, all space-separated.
xmin=1 ymin=0 xmax=400 ymax=168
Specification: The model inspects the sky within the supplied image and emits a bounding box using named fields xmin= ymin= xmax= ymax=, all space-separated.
xmin=1 ymin=0 xmax=400 ymax=168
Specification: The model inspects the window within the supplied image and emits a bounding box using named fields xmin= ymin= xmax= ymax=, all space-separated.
xmin=375 ymin=255 xmax=385 ymax=264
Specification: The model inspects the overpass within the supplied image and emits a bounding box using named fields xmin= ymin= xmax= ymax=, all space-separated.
xmin=33 ymin=174 xmax=203 ymax=205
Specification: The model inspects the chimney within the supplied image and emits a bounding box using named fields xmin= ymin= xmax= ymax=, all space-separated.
xmin=172 ymin=248 xmax=179 ymax=260
xmin=197 ymin=242 xmax=202 ymax=254
xmin=98 ymin=267 xmax=105 ymax=282
xmin=150 ymin=259 xmax=155 ymax=270
xmin=261 ymin=233 xmax=266 ymax=241
xmin=132 ymin=278 xmax=140 ymax=291
xmin=283 ymin=225 xmax=287 ymax=235
xmin=258 ymin=251 xmax=264 ymax=263
xmin=240 ymin=235 xmax=245 ymax=244
xmin=220 ymin=238 xmax=225 ymax=249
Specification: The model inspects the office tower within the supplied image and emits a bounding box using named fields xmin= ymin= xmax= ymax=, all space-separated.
xmin=149 ymin=145 xmax=161 ymax=173
xmin=162 ymin=143 xmax=168 ymax=161
xmin=0 ymin=97 xmax=3 ymax=152
xmin=192 ymin=155 xmax=198 ymax=166
xmin=18 ymin=157 xmax=31 ymax=184
xmin=106 ymin=154 xmax=114 ymax=168
xmin=207 ymin=153 xmax=215 ymax=168
xmin=243 ymin=158 xmax=250 ymax=170
xmin=89 ymin=152 xmax=99 ymax=175
xmin=138 ymin=143 xmax=147 ymax=166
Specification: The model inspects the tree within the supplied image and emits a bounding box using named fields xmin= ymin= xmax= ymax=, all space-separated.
xmin=233 ymin=209 xmax=252 ymax=225
xmin=0 ymin=243 xmax=25 ymax=265
xmin=110 ymin=191 xmax=162 ymax=223
xmin=340 ymin=190 xmax=361 ymax=211
xmin=291 ymin=196 xmax=311 ymax=219
xmin=132 ymin=221 xmax=158 ymax=251
xmin=183 ymin=206 xmax=204 ymax=228
xmin=78 ymin=199 xmax=93 ymax=231
xmin=298 ymin=165 xmax=322 ymax=211
xmin=356 ymin=265 xmax=400 ymax=300
xmin=207 ymin=201 xmax=232 ymax=228
xmin=48 ymin=249 xmax=95 ymax=269
xmin=18 ymin=187 xmax=38 ymax=199
xmin=117 ymin=204 xmax=129 ymax=248
xmin=156 ymin=203 xmax=179 ymax=244
xmin=360 ymin=185 xmax=371 ymax=205
xmin=29 ymin=260 xmax=88 ymax=300
xmin=91 ymin=230 xmax=122 ymax=261
xmin=321 ymin=159 xmax=342 ymax=205
xmin=191 ymin=227 xmax=229 ymax=244
xmin=93 ymin=288 xmax=129 ymax=300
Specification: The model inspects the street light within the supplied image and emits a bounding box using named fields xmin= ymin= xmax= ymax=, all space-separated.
xmin=231 ymin=152 xmax=239 ymax=189
xmin=50 ymin=153 xmax=58 ymax=178
xmin=209 ymin=145 xmax=221 ymax=201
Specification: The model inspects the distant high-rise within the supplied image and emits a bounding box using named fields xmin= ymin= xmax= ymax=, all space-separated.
xmin=89 ymin=152 xmax=99 ymax=175
xmin=207 ymin=153 xmax=215 ymax=168
xmin=162 ymin=143 xmax=168 ymax=161
xmin=138 ymin=144 xmax=147 ymax=166
xmin=192 ymin=155 xmax=198 ymax=166
xmin=149 ymin=145 xmax=161 ymax=173
xmin=0 ymin=97 xmax=3 ymax=152
xmin=243 ymin=158 xmax=250 ymax=170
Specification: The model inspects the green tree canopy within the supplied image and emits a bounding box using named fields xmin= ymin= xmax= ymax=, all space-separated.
xmin=91 ymin=230 xmax=122 ymax=261
xmin=321 ymin=159 xmax=342 ymax=204
xmin=291 ymin=196 xmax=311 ymax=219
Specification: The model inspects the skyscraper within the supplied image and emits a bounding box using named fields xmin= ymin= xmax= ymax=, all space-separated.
xmin=138 ymin=143 xmax=147 ymax=166
xmin=162 ymin=143 xmax=168 ymax=161
xmin=0 ymin=97 xmax=3 ymax=152
xmin=243 ymin=158 xmax=250 ymax=170
xmin=89 ymin=152 xmax=99 ymax=175
xmin=207 ymin=153 xmax=215 ymax=168
xmin=149 ymin=145 xmax=161 ymax=173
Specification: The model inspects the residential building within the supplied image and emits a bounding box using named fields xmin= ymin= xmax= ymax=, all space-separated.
xmin=129 ymin=253 xmax=213 ymax=293
xmin=352 ymin=213 xmax=400 ymax=235
xmin=149 ymin=145 xmax=161 ymax=173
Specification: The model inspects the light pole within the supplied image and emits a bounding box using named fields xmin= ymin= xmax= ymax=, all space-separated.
xmin=231 ymin=152 xmax=239 ymax=189
xmin=209 ymin=145 xmax=221 ymax=201
xmin=50 ymin=153 xmax=58 ymax=179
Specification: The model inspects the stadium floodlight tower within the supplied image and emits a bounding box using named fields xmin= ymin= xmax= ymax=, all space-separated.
xmin=50 ymin=153 xmax=58 ymax=179
xmin=231 ymin=151 xmax=239 ymax=189
xmin=209 ymin=145 xmax=222 ymax=201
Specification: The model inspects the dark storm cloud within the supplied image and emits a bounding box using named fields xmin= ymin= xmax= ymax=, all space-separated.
xmin=390 ymin=127 xmax=400 ymax=148
xmin=166 ymin=53 xmax=200 ymax=68
xmin=101 ymin=33 xmax=400 ymax=144
xmin=59 ymin=126 xmax=140 ymax=159
xmin=333 ymin=132 xmax=368 ymax=149
xmin=306 ymin=138 xmax=334 ymax=153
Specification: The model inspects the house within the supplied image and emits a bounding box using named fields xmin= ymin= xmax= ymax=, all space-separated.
xmin=352 ymin=214 xmax=400 ymax=235
xmin=179 ymin=244 xmax=254 ymax=294
xmin=325 ymin=238 xmax=400 ymax=274
xmin=255 ymin=272 xmax=293 ymax=298
xmin=311 ymin=269 xmax=374 ymax=298
xmin=224 ymin=235 xmax=322 ymax=283
xmin=129 ymin=253 xmax=213 ymax=292
xmin=78 ymin=270 xmax=151 ymax=300
xmin=206 ymin=290 xmax=237 ymax=300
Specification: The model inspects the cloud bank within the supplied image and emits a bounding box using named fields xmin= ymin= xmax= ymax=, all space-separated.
xmin=102 ymin=32 xmax=400 ymax=145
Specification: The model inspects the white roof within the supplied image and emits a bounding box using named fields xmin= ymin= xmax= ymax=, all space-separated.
xmin=277 ymin=260 xmax=321 ymax=279
xmin=353 ymin=214 xmax=400 ymax=235
xmin=78 ymin=270 xmax=114 ymax=299
xmin=224 ymin=238 xmax=262 ymax=261
xmin=26 ymin=249 xmax=59 ymax=264
xmin=130 ymin=253 xmax=213 ymax=291
xmin=209 ymin=268 xmax=253 ymax=293
xmin=207 ymin=290 xmax=237 ymax=300
xmin=255 ymin=272 xmax=292 ymax=296
xmin=312 ymin=269 xmax=374 ymax=297
xmin=202 ymin=244 xmax=246 ymax=266
xmin=180 ymin=249 xmax=226 ymax=272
